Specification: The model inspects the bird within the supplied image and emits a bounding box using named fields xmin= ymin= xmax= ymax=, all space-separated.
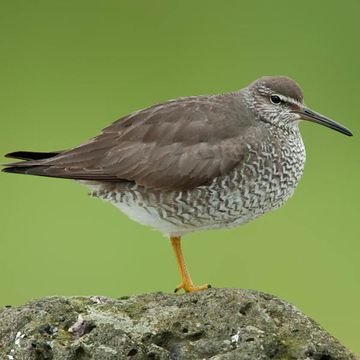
xmin=2 ymin=76 xmax=353 ymax=293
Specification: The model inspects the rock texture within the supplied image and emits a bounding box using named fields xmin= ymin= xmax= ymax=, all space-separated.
xmin=0 ymin=289 xmax=357 ymax=360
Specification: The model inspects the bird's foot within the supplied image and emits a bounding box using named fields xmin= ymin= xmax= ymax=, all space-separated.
xmin=174 ymin=282 xmax=211 ymax=293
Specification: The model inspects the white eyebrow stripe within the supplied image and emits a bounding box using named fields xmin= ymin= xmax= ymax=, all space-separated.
xmin=278 ymin=95 xmax=303 ymax=107
xmin=258 ymin=86 xmax=303 ymax=107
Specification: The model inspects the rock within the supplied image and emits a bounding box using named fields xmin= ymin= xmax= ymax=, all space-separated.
xmin=0 ymin=289 xmax=357 ymax=360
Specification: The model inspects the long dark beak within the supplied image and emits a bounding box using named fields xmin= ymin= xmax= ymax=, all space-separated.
xmin=294 ymin=107 xmax=353 ymax=136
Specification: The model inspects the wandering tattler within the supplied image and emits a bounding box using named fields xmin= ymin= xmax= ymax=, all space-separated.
xmin=2 ymin=76 xmax=353 ymax=292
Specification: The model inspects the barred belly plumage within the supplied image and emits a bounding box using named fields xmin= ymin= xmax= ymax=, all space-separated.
xmin=92 ymin=130 xmax=306 ymax=236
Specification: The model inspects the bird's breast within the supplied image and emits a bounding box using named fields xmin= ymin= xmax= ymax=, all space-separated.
xmin=227 ymin=132 xmax=306 ymax=214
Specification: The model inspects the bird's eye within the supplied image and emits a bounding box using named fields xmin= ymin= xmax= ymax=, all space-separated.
xmin=270 ymin=95 xmax=281 ymax=104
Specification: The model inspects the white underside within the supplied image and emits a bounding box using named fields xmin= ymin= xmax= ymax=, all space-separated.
xmin=114 ymin=203 xmax=179 ymax=235
xmin=113 ymin=194 xmax=268 ymax=237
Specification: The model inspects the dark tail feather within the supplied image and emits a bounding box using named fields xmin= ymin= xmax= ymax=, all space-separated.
xmin=5 ymin=151 xmax=61 ymax=161
xmin=2 ymin=163 xmax=118 ymax=181
xmin=2 ymin=150 xmax=118 ymax=181
xmin=1 ymin=164 xmax=62 ymax=178
xmin=2 ymin=166 xmax=33 ymax=175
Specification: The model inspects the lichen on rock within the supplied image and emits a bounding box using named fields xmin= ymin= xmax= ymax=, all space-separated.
xmin=0 ymin=289 xmax=358 ymax=359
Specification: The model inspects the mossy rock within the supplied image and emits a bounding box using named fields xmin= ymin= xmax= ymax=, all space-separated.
xmin=0 ymin=289 xmax=358 ymax=359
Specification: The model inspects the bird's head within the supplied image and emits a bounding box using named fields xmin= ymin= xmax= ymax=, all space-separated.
xmin=245 ymin=76 xmax=352 ymax=136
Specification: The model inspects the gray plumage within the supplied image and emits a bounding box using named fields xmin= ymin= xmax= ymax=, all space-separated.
xmin=3 ymin=76 xmax=352 ymax=236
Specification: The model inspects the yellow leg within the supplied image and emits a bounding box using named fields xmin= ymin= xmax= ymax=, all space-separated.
xmin=170 ymin=236 xmax=211 ymax=293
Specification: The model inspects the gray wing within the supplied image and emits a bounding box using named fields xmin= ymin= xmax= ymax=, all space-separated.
xmin=3 ymin=94 xmax=265 ymax=191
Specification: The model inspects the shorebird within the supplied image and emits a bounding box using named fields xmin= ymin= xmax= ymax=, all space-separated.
xmin=2 ymin=76 xmax=352 ymax=292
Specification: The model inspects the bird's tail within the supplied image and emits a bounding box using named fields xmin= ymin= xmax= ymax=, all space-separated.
xmin=2 ymin=150 xmax=62 ymax=176
xmin=5 ymin=151 xmax=60 ymax=161
xmin=2 ymin=148 xmax=118 ymax=181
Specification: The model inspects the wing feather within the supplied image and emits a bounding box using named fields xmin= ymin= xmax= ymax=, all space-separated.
xmin=3 ymin=94 xmax=266 ymax=190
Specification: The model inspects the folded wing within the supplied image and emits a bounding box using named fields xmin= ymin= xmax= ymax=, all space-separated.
xmin=3 ymin=94 xmax=263 ymax=191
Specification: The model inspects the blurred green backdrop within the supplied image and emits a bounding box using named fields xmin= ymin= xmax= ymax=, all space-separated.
xmin=0 ymin=0 xmax=359 ymax=354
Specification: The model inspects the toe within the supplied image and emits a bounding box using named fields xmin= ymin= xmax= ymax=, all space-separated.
xmin=173 ymin=282 xmax=211 ymax=293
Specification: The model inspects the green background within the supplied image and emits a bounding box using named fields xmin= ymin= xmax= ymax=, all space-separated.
xmin=0 ymin=0 xmax=359 ymax=354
